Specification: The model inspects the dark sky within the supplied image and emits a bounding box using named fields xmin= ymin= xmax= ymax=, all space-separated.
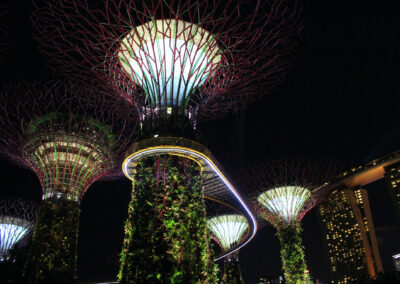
xmin=1 ymin=1 xmax=400 ymax=283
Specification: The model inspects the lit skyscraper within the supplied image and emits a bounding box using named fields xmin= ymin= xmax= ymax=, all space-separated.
xmin=318 ymin=187 xmax=383 ymax=283
xmin=384 ymin=161 xmax=400 ymax=224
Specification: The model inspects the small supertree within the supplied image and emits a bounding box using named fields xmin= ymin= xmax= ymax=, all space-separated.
xmin=249 ymin=157 xmax=335 ymax=284
xmin=0 ymin=198 xmax=37 ymax=262
xmin=32 ymin=1 xmax=302 ymax=281
xmin=0 ymin=81 xmax=135 ymax=283
xmin=208 ymin=214 xmax=249 ymax=284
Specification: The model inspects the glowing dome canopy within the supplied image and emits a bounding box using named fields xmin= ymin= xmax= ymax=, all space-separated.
xmin=0 ymin=217 xmax=33 ymax=261
xmin=207 ymin=214 xmax=249 ymax=252
xmin=23 ymin=113 xmax=115 ymax=202
xmin=118 ymin=19 xmax=222 ymax=107
xmin=257 ymin=186 xmax=312 ymax=225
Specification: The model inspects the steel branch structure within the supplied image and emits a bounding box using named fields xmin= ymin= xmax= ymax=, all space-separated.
xmin=208 ymin=214 xmax=249 ymax=253
xmin=32 ymin=1 xmax=302 ymax=281
xmin=249 ymin=157 xmax=336 ymax=283
xmin=0 ymin=81 xmax=135 ymax=282
xmin=32 ymin=0 xmax=303 ymax=123
xmin=250 ymin=157 xmax=336 ymax=228
xmin=0 ymin=81 xmax=135 ymax=201
xmin=0 ymin=198 xmax=37 ymax=262
xmin=257 ymin=185 xmax=313 ymax=228
xmin=208 ymin=214 xmax=248 ymax=283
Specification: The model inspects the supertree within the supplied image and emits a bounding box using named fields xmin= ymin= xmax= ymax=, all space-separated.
xmin=31 ymin=0 xmax=302 ymax=282
xmin=0 ymin=198 xmax=37 ymax=262
xmin=0 ymin=81 xmax=135 ymax=283
xmin=248 ymin=157 xmax=336 ymax=284
xmin=208 ymin=214 xmax=249 ymax=284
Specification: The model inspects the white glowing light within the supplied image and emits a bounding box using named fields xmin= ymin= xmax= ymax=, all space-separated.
xmin=208 ymin=214 xmax=248 ymax=252
xmin=122 ymin=145 xmax=258 ymax=261
xmin=0 ymin=217 xmax=32 ymax=260
xmin=258 ymin=186 xmax=311 ymax=224
xmin=118 ymin=19 xmax=221 ymax=106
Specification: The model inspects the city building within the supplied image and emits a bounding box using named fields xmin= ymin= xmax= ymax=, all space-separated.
xmin=318 ymin=187 xmax=383 ymax=283
xmin=384 ymin=161 xmax=400 ymax=224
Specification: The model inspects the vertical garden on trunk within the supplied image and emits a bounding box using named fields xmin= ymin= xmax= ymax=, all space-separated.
xmin=24 ymin=199 xmax=80 ymax=283
xmin=119 ymin=155 xmax=217 ymax=283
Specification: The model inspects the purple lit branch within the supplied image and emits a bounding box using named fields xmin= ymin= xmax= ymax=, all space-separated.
xmin=248 ymin=157 xmax=337 ymax=229
xmin=0 ymin=81 xmax=136 ymax=201
xmin=32 ymin=0 xmax=303 ymax=122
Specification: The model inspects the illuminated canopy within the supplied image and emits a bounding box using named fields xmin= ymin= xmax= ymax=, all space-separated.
xmin=118 ymin=19 xmax=222 ymax=107
xmin=23 ymin=113 xmax=116 ymax=201
xmin=207 ymin=214 xmax=248 ymax=252
xmin=0 ymin=217 xmax=33 ymax=261
xmin=257 ymin=186 xmax=312 ymax=225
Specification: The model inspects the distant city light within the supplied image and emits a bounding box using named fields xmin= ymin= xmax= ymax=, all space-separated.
xmin=118 ymin=19 xmax=221 ymax=107
xmin=207 ymin=214 xmax=249 ymax=251
xmin=258 ymin=186 xmax=311 ymax=224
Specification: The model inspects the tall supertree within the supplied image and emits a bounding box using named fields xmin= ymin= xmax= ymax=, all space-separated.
xmin=208 ymin=214 xmax=249 ymax=283
xmin=0 ymin=198 xmax=37 ymax=262
xmin=32 ymin=0 xmax=302 ymax=282
xmin=249 ymin=158 xmax=335 ymax=284
xmin=0 ymin=81 xmax=135 ymax=283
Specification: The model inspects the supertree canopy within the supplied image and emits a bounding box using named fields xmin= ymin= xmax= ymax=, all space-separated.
xmin=0 ymin=81 xmax=135 ymax=283
xmin=32 ymin=1 xmax=302 ymax=282
xmin=0 ymin=198 xmax=37 ymax=262
xmin=257 ymin=186 xmax=312 ymax=227
xmin=208 ymin=214 xmax=249 ymax=253
xmin=23 ymin=112 xmax=116 ymax=202
xmin=208 ymin=214 xmax=249 ymax=284
xmin=32 ymin=0 xmax=303 ymax=127
xmin=117 ymin=19 xmax=222 ymax=109
xmin=249 ymin=157 xmax=336 ymax=284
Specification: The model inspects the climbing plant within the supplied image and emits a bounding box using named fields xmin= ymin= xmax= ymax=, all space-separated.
xmin=276 ymin=225 xmax=307 ymax=284
xmin=221 ymin=257 xmax=242 ymax=284
xmin=23 ymin=199 xmax=80 ymax=283
xmin=118 ymin=154 xmax=217 ymax=283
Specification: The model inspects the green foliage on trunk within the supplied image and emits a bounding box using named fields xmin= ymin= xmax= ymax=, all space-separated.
xmin=276 ymin=225 xmax=307 ymax=284
xmin=118 ymin=155 xmax=217 ymax=283
xmin=222 ymin=259 xmax=242 ymax=284
xmin=23 ymin=199 xmax=80 ymax=283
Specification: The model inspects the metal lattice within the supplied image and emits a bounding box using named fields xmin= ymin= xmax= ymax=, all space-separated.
xmin=0 ymin=198 xmax=37 ymax=261
xmin=32 ymin=0 xmax=303 ymax=123
xmin=207 ymin=214 xmax=249 ymax=252
xmin=248 ymin=157 xmax=337 ymax=229
xmin=0 ymin=81 xmax=136 ymax=201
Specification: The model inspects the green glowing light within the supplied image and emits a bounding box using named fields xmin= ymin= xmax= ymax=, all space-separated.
xmin=207 ymin=214 xmax=248 ymax=252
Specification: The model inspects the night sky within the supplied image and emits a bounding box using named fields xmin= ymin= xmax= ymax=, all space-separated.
xmin=1 ymin=1 xmax=400 ymax=283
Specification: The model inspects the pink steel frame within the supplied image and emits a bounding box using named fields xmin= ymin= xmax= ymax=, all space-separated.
xmin=249 ymin=157 xmax=337 ymax=229
xmin=0 ymin=81 xmax=136 ymax=202
xmin=31 ymin=0 xmax=303 ymax=122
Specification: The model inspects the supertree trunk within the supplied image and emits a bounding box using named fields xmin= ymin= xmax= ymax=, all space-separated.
xmin=23 ymin=199 xmax=80 ymax=283
xmin=276 ymin=225 xmax=306 ymax=284
xmin=221 ymin=253 xmax=242 ymax=284
xmin=119 ymin=155 xmax=217 ymax=283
